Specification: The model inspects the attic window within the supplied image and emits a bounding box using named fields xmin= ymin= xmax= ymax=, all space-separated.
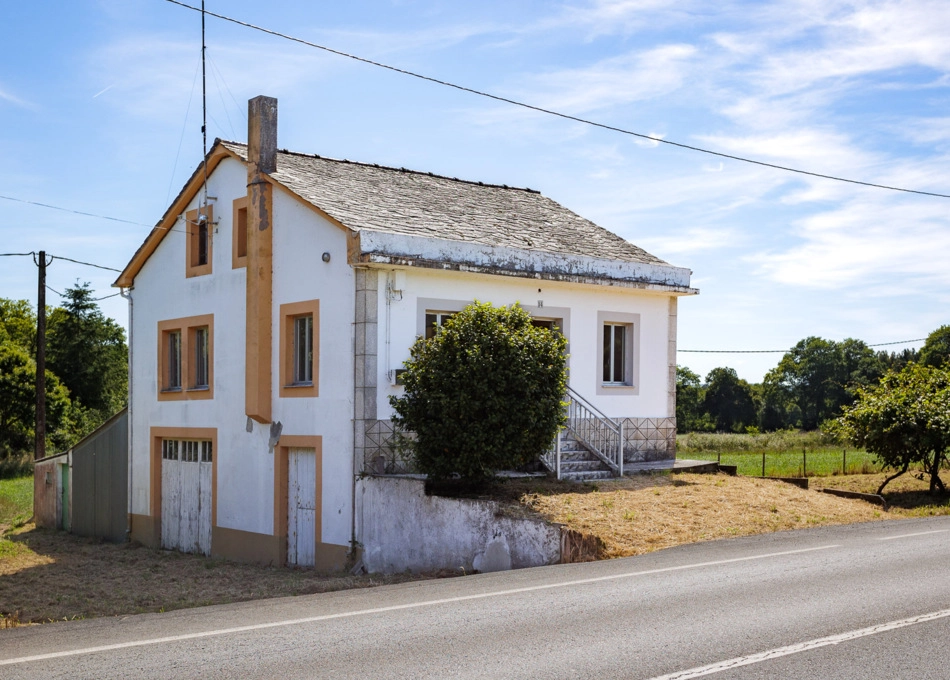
xmin=186 ymin=205 xmax=213 ymax=278
xmin=232 ymin=197 xmax=248 ymax=268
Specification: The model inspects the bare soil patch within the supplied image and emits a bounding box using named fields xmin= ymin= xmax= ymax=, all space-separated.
xmin=0 ymin=526 xmax=452 ymax=626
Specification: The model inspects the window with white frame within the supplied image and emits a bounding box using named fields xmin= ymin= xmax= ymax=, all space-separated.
xmin=602 ymin=323 xmax=627 ymax=384
xmin=424 ymin=311 xmax=455 ymax=339
xmin=596 ymin=311 xmax=639 ymax=394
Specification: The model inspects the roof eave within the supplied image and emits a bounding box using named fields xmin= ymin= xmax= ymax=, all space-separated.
xmin=112 ymin=141 xmax=241 ymax=288
xmin=350 ymin=229 xmax=696 ymax=293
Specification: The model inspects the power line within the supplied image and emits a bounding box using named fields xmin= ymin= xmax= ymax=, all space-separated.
xmin=679 ymin=338 xmax=927 ymax=354
xmin=0 ymin=194 xmax=152 ymax=227
xmin=0 ymin=252 xmax=36 ymax=257
xmin=50 ymin=255 xmax=122 ymax=273
xmin=165 ymin=0 xmax=950 ymax=200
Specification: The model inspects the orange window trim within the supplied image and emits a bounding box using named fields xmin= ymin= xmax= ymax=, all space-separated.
xmin=279 ymin=300 xmax=320 ymax=399
xmin=149 ymin=426 xmax=218 ymax=527
xmin=273 ymin=434 xmax=322 ymax=567
xmin=157 ymin=314 xmax=215 ymax=401
xmin=232 ymin=197 xmax=248 ymax=269
xmin=185 ymin=205 xmax=214 ymax=278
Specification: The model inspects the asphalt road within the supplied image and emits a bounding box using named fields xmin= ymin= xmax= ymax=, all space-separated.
xmin=4 ymin=516 xmax=950 ymax=679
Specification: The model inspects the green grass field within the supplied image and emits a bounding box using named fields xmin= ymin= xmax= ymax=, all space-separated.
xmin=686 ymin=448 xmax=880 ymax=477
xmin=677 ymin=430 xmax=881 ymax=477
xmin=0 ymin=476 xmax=33 ymax=529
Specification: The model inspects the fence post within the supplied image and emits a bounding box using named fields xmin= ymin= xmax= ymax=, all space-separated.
xmin=618 ymin=421 xmax=624 ymax=478
xmin=762 ymin=451 xmax=766 ymax=478
xmin=556 ymin=430 xmax=561 ymax=480
xmin=803 ymin=447 xmax=807 ymax=478
xmin=843 ymin=449 xmax=846 ymax=476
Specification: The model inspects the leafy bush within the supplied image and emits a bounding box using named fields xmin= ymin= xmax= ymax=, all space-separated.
xmin=390 ymin=301 xmax=567 ymax=482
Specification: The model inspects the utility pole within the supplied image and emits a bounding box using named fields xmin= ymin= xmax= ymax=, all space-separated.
xmin=35 ymin=250 xmax=47 ymax=460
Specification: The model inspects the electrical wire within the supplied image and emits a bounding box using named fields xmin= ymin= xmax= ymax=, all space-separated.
xmin=679 ymin=338 xmax=926 ymax=354
xmin=0 ymin=252 xmax=36 ymax=257
xmin=49 ymin=255 xmax=122 ymax=273
xmin=0 ymin=194 xmax=152 ymax=226
xmin=164 ymin=0 xmax=950 ymax=199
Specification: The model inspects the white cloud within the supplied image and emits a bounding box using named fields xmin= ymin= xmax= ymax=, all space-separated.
xmin=519 ymin=44 xmax=697 ymax=114
xmin=0 ymin=85 xmax=33 ymax=109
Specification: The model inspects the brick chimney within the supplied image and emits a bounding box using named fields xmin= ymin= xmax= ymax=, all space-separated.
xmin=245 ymin=96 xmax=277 ymax=424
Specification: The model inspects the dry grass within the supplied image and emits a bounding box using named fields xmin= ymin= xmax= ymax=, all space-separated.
xmin=817 ymin=472 xmax=950 ymax=516
xmin=0 ymin=526 xmax=454 ymax=626
xmin=484 ymin=472 xmax=950 ymax=560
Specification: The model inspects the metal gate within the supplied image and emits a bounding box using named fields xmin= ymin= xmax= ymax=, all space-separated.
xmin=161 ymin=439 xmax=213 ymax=555
xmin=287 ymin=447 xmax=316 ymax=567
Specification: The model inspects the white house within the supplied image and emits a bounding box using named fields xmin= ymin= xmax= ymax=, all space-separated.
xmin=113 ymin=96 xmax=697 ymax=570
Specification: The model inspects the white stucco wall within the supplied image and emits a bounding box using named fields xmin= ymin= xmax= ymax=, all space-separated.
xmin=372 ymin=265 xmax=677 ymax=421
xmin=356 ymin=476 xmax=562 ymax=574
xmin=128 ymin=157 xmax=354 ymax=549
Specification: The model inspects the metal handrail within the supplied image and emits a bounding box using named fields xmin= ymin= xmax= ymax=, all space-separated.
xmin=564 ymin=385 xmax=624 ymax=476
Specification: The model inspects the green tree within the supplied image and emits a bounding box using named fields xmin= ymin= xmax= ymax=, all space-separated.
xmin=836 ymin=364 xmax=950 ymax=495
xmin=919 ymin=325 xmax=950 ymax=368
xmin=769 ymin=337 xmax=884 ymax=430
xmin=675 ymin=365 xmax=708 ymax=433
xmin=0 ymin=341 xmax=72 ymax=457
xmin=47 ymin=283 xmax=127 ymax=415
xmin=390 ymin=301 xmax=567 ymax=482
xmin=702 ymin=367 xmax=757 ymax=432
xmin=0 ymin=299 xmax=36 ymax=352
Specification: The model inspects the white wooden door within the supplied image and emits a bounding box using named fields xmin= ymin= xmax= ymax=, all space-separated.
xmin=287 ymin=447 xmax=316 ymax=567
xmin=161 ymin=440 xmax=212 ymax=556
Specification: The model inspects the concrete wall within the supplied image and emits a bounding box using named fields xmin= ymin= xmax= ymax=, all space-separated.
xmin=356 ymin=475 xmax=562 ymax=574
xmin=128 ymin=156 xmax=354 ymax=560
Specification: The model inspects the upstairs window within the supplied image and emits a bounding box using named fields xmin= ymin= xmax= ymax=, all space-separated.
xmin=293 ymin=315 xmax=313 ymax=385
xmin=165 ymin=330 xmax=182 ymax=391
xmin=192 ymin=326 xmax=210 ymax=389
xmin=232 ymin=197 xmax=248 ymax=268
xmin=280 ymin=300 xmax=320 ymax=398
xmin=185 ymin=205 xmax=213 ymax=278
xmin=158 ymin=315 xmax=214 ymax=400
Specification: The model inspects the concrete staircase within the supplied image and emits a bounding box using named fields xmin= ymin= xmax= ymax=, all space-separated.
xmin=556 ymin=430 xmax=615 ymax=482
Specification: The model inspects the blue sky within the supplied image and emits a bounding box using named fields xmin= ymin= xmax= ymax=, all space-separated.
xmin=3 ymin=0 xmax=949 ymax=382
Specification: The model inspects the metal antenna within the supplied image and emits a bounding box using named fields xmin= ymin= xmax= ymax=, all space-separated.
xmin=200 ymin=0 xmax=208 ymax=211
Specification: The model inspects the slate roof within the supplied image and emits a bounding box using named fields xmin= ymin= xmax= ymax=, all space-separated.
xmin=220 ymin=141 xmax=668 ymax=266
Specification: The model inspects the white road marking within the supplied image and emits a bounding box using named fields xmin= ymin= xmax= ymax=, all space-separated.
xmin=876 ymin=529 xmax=950 ymax=541
xmin=0 ymin=544 xmax=838 ymax=666
xmin=648 ymin=608 xmax=950 ymax=680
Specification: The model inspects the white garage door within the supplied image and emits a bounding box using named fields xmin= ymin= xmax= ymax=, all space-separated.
xmin=162 ymin=439 xmax=212 ymax=555
xmin=287 ymin=447 xmax=316 ymax=567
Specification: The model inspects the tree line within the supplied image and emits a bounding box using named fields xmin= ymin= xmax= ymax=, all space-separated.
xmin=0 ymin=284 xmax=127 ymax=460
xmin=677 ymin=327 xmax=950 ymax=434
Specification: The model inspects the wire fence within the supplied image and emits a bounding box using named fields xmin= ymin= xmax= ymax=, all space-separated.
xmin=688 ymin=448 xmax=882 ymax=478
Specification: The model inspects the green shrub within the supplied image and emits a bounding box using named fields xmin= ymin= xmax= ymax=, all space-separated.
xmin=390 ymin=301 xmax=567 ymax=482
